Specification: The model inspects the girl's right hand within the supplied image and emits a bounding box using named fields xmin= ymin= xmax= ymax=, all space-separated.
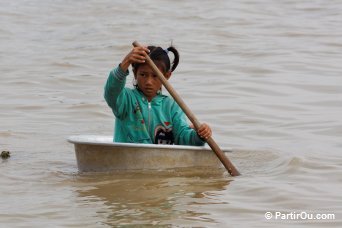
xmin=120 ymin=46 xmax=150 ymax=72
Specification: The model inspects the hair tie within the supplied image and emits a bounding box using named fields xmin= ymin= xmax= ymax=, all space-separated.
xmin=163 ymin=48 xmax=169 ymax=54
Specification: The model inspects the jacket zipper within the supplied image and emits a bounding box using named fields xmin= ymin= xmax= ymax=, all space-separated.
xmin=147 ymin=102 xmax=152 ymax=133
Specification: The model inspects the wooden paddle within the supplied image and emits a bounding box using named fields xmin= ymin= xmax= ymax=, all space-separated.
xmin=132 ymin=41 xmax=240 ymax=176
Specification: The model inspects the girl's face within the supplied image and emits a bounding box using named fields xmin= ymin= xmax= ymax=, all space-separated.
xmin=134 ymin=63 xmax=171 ymax=101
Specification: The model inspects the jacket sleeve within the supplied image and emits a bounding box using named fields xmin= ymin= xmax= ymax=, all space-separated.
xmin=104 ymin=66 xmax=129 ymax=119
xmin=171 ymin=102 xmax=205 ymax=146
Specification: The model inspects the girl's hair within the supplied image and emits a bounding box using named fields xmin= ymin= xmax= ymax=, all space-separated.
xmin=132 ymin=45 xmax=179 ymax=73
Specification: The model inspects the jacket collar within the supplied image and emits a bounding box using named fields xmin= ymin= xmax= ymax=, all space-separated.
xmin=134 ymin=88 xmax=167 ymax=106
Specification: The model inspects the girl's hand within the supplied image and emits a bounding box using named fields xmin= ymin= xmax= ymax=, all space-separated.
xmin=120 ymin=46 xmax=150 ymax=72
xmin=190 ymin=123 xmax=212 ymax=140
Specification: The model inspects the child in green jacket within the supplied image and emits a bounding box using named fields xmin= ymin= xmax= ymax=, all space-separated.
xmin=104 ymin=44 xmax=212 ymax=145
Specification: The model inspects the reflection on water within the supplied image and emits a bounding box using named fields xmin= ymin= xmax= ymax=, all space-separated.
xmin=74 ymin=170 xmax=231 ymax=226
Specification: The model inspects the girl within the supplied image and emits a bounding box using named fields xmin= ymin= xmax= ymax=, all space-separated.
xmin=104 ymin=44 xmax=212 ymax=145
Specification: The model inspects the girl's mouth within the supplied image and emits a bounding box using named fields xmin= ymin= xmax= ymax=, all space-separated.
xmin=145 ymin=88 xmax=154 ymax=92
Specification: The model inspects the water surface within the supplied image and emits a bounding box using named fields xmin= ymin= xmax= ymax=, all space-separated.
xmin=1 ymin=0 xmax=341 ymax=227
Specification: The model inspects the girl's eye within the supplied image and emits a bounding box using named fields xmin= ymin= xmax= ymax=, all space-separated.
xmin=140 ymin=73 xmax=146 ymax=77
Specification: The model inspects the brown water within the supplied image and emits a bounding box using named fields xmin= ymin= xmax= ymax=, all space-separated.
xmin=1 ymin=0 xmax=342 ymax=227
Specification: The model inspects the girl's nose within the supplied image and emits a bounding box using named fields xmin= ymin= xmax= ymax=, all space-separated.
xmin=145 ymin=76 xmax=153 ymax=85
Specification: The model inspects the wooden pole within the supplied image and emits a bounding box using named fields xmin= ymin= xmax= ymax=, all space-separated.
xmin=132 ymin=41 xmax=240 ymax=176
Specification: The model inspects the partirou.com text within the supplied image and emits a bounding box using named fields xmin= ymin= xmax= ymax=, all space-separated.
xmin=265 ymin=211 xmax=335 ymax=221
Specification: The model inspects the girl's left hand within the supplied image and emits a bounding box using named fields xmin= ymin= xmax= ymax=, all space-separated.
xmin=190 ymin=123 xmax=212 ymax=140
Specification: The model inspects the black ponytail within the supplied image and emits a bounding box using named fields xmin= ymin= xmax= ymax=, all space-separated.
xmin=167 ymin=46 xmax=179 ymax=72
xmin=132 ymin=45 xmax=180 ymax=73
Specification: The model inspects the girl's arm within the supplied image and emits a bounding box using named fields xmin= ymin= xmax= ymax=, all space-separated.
xmin=120 ymin=46 xmax=149 ymax=72
xmin=104 ymin=46 xmax=150 ymax=118
xmin=171 ymin=103 xmax=207 ymax=146
xmin=104 ymin=66 xmax=129 ymax=119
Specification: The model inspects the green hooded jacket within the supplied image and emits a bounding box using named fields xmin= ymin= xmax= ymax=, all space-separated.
xmin=104 ymin=66 xmax=205 ymax=146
